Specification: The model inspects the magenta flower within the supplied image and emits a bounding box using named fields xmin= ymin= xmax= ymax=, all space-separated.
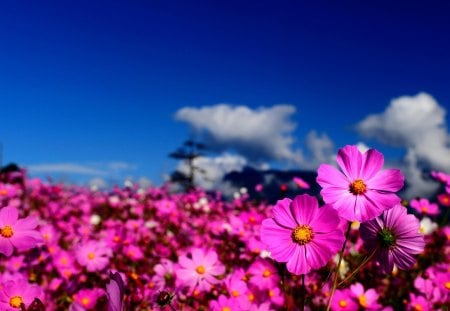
xmin=349 ymin=283 xmax=381 ymax=310
xmin=0 ymin=206 xmax=43 ymax=257
xmin=410 ymin=198 xmax=440 ymax=215
xmin=76 ymin=240 xmax=112 ymax=272
xmin=106 ymin=272 xmax=125 ymax=311
xmin=330 ymin=288 xmax=358 ymax=311
xmin=176 ymin=248 xmax=225 ymax=292
xmin=293 ymin=176 xmax=310 ymax=189
xmin=317 ymin=145 xmax=404 ymax=222
xmin=209 ymin=295 xmax=241 ymax=311
xmin=360 ymin=204 xmax=425 ymax=273
xmin=0 ymin=278 xmax=44 ymax=310
xmin=260 ymin=194 xmax=345 ymax=275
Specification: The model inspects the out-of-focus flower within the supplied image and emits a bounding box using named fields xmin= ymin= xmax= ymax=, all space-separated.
xmin=0 ymin=206 xmax=44 ymax=256
xmin=209 ymin=294 xmax=241 ymax=311
xmin=349 ymin=283 xmax=381 ymax=310
xmin=293 ymin=176 xmax=310 ymax=189
xmin=176 ymin=248 xmax=225 ymax=292
xmin=260 ymin=194 xmax=344 ymax=275
xmin=360 ymin=204 xmax=425 ymax=273
xmin=410 ymin=198 xmax=440 ymax=216
xmin=71 ymin=288 xmax=105 ymax=310
xmin=331 ymin=288 xmax=358 ymax=311
xmin=317 ymin=145 xmax=404 ymax=222
xmin=419 ymin=217 xmax=438 ymax=235
xmin=407 ymin=293 xmax=430 ymax=311
xmin=76 ymin=240 xmax=112 ymax=272
xmin=437 ymin=193 xmax=450 ymax=207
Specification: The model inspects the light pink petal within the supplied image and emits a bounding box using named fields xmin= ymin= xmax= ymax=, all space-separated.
xmin=313 ymin=230 xmax=345 ymax=254
xmin=203 ymin=250 xmax=218 ymax=266
xmin=286 ymin=245 xmax=309 ymax=275
xmin=336 ymin=145 xmax=363 ymax=180
xmin=291 ymin=194 xmax=318 ymax=225
xmin=10 ymin=231 xmax=43 ymax=250
xmin=360 ymin=149 xmax=384 ymax=180
xmin=209 ymin=264 xmax=225 ymax=276
xmin=272 ymin=198 xmax=296 ymax=228
xmin=364 ymin=191 xmax=400 ymax=220
xmin=317 ymin=164 xmax=349 ymax=188
xmin=191 ymin=248 xmax=204 ymax=264
xmin=350 ymin=283 xmax=364 ymax=297
xmin=0 ymin=238 xmax=13 ymax=256
xmin=178 ymin=255 xmax=194 ymax=269
xmin=260 ymin=219 xmax=296 ymax=262
xmin=366 ymin=169 xmax=404 ymax=192
xmin=329 ymin=193 xmax=358 ymax=221
xmin=383 ymin=204 xmax=406 ymax=229
xmin=14 ymin=216 xmax=38 ymax=231
xmin=0 ymin=206 xmax=18 ymax=226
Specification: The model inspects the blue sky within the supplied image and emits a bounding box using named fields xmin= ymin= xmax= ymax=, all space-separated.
xmin=0 ymin=1 xmax=449 ymax=192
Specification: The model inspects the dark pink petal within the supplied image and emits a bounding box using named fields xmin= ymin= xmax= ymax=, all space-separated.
xmin=0 ymin=238 xmax=13 ymax=256
xmin=360 ymin=149 xmax=384 ymax=180
xmin=329 ymin=193 xmax=358 ymax=221
xmin=395 ymin=236 xmax=425 ymax=254
xmin=377 ymin=248 xmax=394 ymax=273
xmin=336 ymin=145 xmax=363 ymax=180
xmin=291 ymin=194 xmax=318 ymax=225
xmin=314 ymin=230 xmax=345 ymax=254
xmin=391 ymin=247 xmax=416 ymax=270
xmin=366 ymin=169 xmax=404 ymax=192
xmin=309 ymin=204 xmax=340 ymax=233
xmin=364 ymin=191 xmax=400 ymax=219
xmin=286 ymin=245 xmax=308 ymax=275
xmin=306 ymin=241 xmax=333 ymax=270
xmin=383 ymin=204 xmax=407 ymax=230
xmin=0 ymin=206 xmax=18 ymax=227
xmin=317 ymin=164 xmax=349 ymax=188
xmin=272 ymin=198 xmax=296 ymax=228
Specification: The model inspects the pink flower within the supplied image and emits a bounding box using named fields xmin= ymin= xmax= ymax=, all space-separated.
xmin=360 ymin=204 xmax=425 ymax=273
xmin=317 ymin=145 xmax=404 ymax=222
xmin=176 ymin=248 xmax=225 ymax=292
xmin=407 ymin=293 xmax=430 ymax=311
xmin=260 ymin=194 xmax=344 ymax=275
xmin=0 ymin=278 xmax=44 ymax=310
xmin=247 ymin=259 xmax=279 ymax=290
xmin=76 ymin=240 xmax=112 ymax=272
xmin=71 ymin=288 xmax=105 ymax=310
xmin=331 ymin=288 xmax=358 ymax=311
xmin=410 ymin=198 xmax=440 ymax=215
xmin=438 ymin=193 xmax=450 ymax=207
xmin=0 ymin=206 xmax=43 ymax=256
xmin=209 ymin=295 xmax=241 ymax=311
xmin=349 ymin=283 xmax=381 ymax=310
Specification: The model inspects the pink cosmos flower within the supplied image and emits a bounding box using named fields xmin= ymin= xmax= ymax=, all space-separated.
xmin=438 ymin=193 xmax=450 ymax=207
xmin=260 ymin=194 xmax=345 ymax=275
xmin=209 ymin=295 xmax=241 ymax=311
xmin=349 ymin=283 xmax=381 ymax=310
xmin=76 ymin=240 xmax=112 ymax=272
xmin=0 ymin=278 xmax=44 ymax=310
xmin=71 ymin=288 xmax=105 ymax=310
xmin=331 ymin=288 xmax=358 ymax=311
xmin=0 ymin=206 xmax=44 ymax=257
xmin=360 ymin=204 xmax=425 ymax=273
xmin=408 ymin=293 xmax=430 ymax=311
xmin=317 ymin=145 xmax=404 ymax=222
xmin=176 ymin=248 xmax=225 ymax=292
xmin=410 ymin=198 xmax=440 ymax=216
xmin=247 ymin=259 xmax=279 ymax=290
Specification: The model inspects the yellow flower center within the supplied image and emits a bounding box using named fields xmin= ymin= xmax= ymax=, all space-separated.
xmin=231 ymin=290 xmax=240 ymax=297
xmin=268 ymin=290 xmax=274 ymax=298
xmin=349 ymin=179 xmax=367 ymax=195
xmin=0 ymin=189 xmax=8 ymax=196
xmin=292 ymin=225 xmax=313 ymax=245
xmin=413 ymin=304 xmax=423 ymax=311
xmin=9 ymin=296 xmax=23 ymax=308
xmin=81 ymin=297 xmax=90 ymax=306
xmin=358 ymin=295 xmax=368 ymax=308
xmin=222 ymin=307 xmax=231 ymax=311
xmin=339 ymin=299 xmax=348 ymax=308
xmin=196 ymin=265 xmax=205 ymax=275
xmin=1 ymin=225 xmax=14 ymax=238
xmin=445 ymin=281 xmax=450 ymax=290
xmin=262 ymin=269 xmax=271 ymax=277
xmin=420 ymin=206 xmax=428 ymax=213
xmin=87 ymin=252 xmax=95 ymax=260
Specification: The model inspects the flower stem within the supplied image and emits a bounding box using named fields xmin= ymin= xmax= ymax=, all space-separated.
xmin=338 ymin=247 xmax=378 ymax=287
xmin=325 ymin=222 xmax=351 ymax=311
xmin=300 ymin=274 xmax=305 ymax=311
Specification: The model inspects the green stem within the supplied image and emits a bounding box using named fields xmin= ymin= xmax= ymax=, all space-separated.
xmin=338 ymin=247 xmax=378 ymax=287
xmin=325 ymin=222 xmax=352 ymax=311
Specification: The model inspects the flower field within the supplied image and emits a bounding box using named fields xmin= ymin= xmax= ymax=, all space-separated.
xmin=0 ymin=146 xmax=449 ymax=310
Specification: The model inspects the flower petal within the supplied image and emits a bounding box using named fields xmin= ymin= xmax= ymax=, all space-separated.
xmin=286 ymin=245 xmax=309 ymax=275
xmin=272 ymin=198 xmax=296 ymax=228
xmin=291 ymin=194 xmax=318 ymax=225
xmin=336 ymin=145 xmax=363 ymax=180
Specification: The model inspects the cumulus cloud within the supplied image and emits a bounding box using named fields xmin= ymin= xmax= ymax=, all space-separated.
xmin=176 ymin=153 xmax=247 ymax=190
xmin=301 ymin=130 xmax=335 ymax=169
xmin=175 ymin=104 xmax=303 ymax=164
xmin=356 ymin=92 xmax=450 ymax=197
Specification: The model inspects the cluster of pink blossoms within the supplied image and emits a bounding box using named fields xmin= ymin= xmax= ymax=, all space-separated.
xmin=0 ymin=145 xmax=447 ymax=310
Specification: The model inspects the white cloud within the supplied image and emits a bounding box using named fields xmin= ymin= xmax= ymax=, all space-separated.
xmin=175 ymin=104 xmax=303 ymax=164
xmin=176 ymin=153 xmax=247 ymax=190
xmin=356 ymin=92 xmax=450 ymax=197
xmin=27 ymin=163 xmax=107 ymax=176
xmin=301 ymin=130 xmax=335 ymax=169
xmin=357 ymin=92 xmax=450 ymax=171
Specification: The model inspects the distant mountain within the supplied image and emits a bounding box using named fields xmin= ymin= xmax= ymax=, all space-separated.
xmin=223 ymin=166 xmax=322 ymax=203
